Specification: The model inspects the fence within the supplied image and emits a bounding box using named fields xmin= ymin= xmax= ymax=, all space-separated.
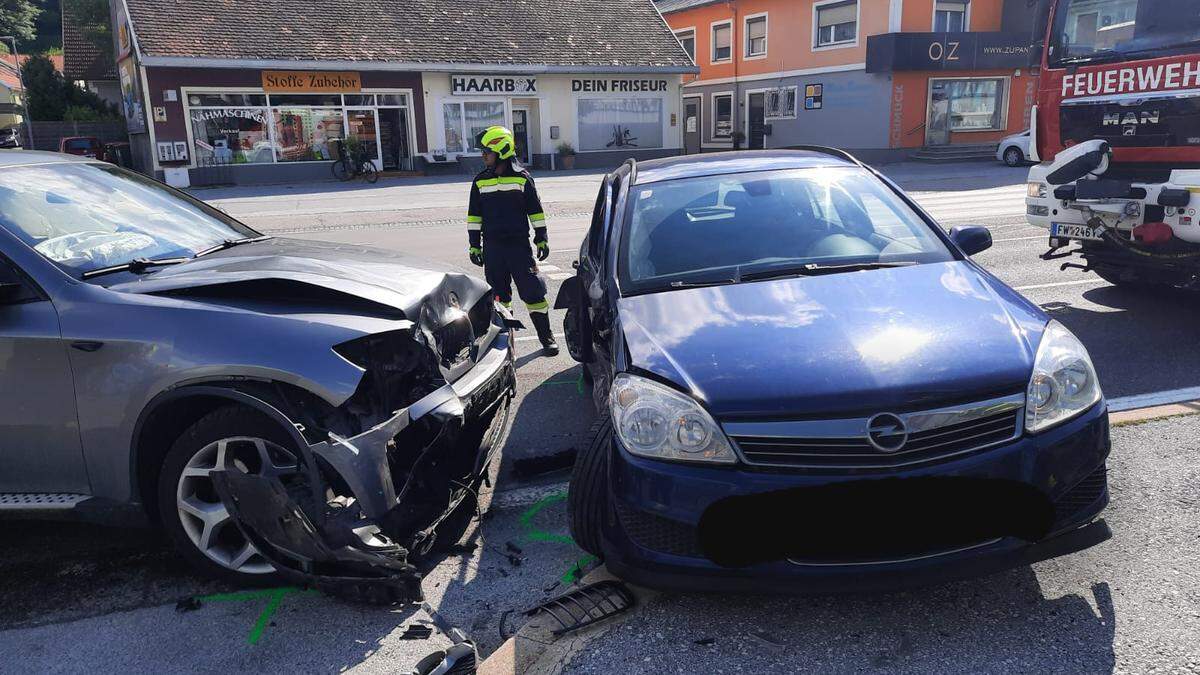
xmin=27 ymin=121 xmax=128 ymax=152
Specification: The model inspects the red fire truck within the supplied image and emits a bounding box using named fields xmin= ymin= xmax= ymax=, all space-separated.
xmin=1025 ymin=0 xmax=1200 ymax=288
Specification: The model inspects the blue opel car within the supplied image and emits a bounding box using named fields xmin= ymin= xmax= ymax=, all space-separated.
xmin=557 ymin=149 xmax=1111 ymax=592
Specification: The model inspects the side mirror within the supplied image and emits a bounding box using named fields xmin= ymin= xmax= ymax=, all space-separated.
xmin=950 ymin=225 xmax=993 ymax=256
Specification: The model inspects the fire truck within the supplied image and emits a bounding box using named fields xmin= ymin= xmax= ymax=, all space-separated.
xmin=1025 ymin=0 xmax=1200 ymax=288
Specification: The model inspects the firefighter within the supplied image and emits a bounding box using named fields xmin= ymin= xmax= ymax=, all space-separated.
xmin=467 ymin=125 xmax=559 ymax=356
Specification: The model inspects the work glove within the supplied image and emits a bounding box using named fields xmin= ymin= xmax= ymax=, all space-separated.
xmin=468 ymin=246 xmax=484 ymax=267
xmin=536 ymin=241 xmax=550 ymax=262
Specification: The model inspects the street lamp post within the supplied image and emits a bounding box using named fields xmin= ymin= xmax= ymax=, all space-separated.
xmin=2 ymin=36 xmax=34 ymax=150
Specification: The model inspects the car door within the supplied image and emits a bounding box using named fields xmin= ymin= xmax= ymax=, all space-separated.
xmin=0 ymin=256 xmax=89 ymax=494
xmin=583 ymin=175 xmax=618 ymax=370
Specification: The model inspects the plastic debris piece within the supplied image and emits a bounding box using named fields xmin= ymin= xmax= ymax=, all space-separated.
xmin=505 ymin=541 xmax=523 ymax=555
xmin=175 ymin=597 xmax=202 ymax=613
xmin=523 ymin=580 xmax=636 ymax=636
xmin=400 ymin=624 xmax=434 ymax=640
xmin=512 ymin=448 xmax=579 ymax=479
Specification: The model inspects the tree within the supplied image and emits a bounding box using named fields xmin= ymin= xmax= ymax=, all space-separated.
xmin=0 ymin=0 xmax=40 ymax=44
xmin=21 ymin=52 xmax=119 ymax=121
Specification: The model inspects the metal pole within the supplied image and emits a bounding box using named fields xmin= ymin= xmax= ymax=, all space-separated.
xmin=7 ymin=38 xmax=34 ymax=150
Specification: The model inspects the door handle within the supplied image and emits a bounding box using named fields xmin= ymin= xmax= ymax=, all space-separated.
xmin=70 ymin=341 xmax=104 ymax=352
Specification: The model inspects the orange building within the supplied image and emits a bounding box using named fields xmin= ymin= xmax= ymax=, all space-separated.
xmin=659 ymin=0 xmax=1041 ymax=161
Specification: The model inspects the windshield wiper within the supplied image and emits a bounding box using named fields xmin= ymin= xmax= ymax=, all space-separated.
xmin=668 ymin=276 xmax=738 ymax=289
xmin=740 ymin=261 xmax=916 ymax=282
xmin=81 ymin=256 xmax=191 ymax=279
xmin=194 ymin=235 xmax=271 ymax=258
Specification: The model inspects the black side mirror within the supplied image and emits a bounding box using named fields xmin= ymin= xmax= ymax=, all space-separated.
xmin=950 ymin=225 xmax=993 ymax=256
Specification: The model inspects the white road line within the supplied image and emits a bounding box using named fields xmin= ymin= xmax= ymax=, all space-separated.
xmin=1012 ymin=278 xmax=1106 ymax=291
xmin=516 ymin=332 xmax=566 ymax=342
xmin=540 ymin=264 xmax=562 ymax=272
xmin=548 ymin=272 xmax=574 ymax=280
xmin=1109 ymin=386 xmax=1200 ymax=412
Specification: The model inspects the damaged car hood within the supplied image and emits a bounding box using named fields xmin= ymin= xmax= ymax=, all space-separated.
xmin=618 ymin=261 xmax=1046 ymax=418
xmin=109 ymin=237 xmax=490 ymax=319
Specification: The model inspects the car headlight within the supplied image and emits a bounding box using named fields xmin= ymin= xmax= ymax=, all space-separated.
xmin=609 ymin=373 xmax=737 ymax=464
xmin=1026 ymin=321 xmax=1103 ymax=433
xmin=1027 ymin=182 xmax=1047 ymax=199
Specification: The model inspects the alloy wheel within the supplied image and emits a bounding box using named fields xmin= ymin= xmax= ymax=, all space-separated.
xmin=175 ymin=436 xmax=299 ymax=575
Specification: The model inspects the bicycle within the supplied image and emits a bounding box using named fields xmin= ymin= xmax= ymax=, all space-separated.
xmin=330 ymin=141 xmax=379 ymax=184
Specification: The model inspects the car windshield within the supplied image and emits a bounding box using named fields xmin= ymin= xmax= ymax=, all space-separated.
xmin=620 ymin=166 xmax=954 ymax=293
xmin=1049 ymin=0 xmax=1200 ymax=66
xmin=0 ymin=162 xmax=260 ymax=275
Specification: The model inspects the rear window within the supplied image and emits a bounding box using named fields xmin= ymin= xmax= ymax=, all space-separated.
xmin=619 ymin=167 xmax=953 ymax=291
xmin=63 ymin=139 xmax=98 ymax=151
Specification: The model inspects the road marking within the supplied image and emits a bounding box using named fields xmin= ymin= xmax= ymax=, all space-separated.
xmin=540 ymin=264 xmax=562 ymax=272
xmin=1013 ymin=278 xmax=1106 ymax=291
xmin=516 ymin=332 xmax=566 ymax=342
xmin=993 ymin=234 xmax=1048 ymax=242
xmin=1108 ymin=386 xmax=1200 ymax=412
xmin=548 ymin=272 xmax=574 ymax=280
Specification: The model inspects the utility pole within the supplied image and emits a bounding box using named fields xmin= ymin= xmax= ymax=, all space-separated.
xmin=2 ymin=36 xmax=34 ymax=150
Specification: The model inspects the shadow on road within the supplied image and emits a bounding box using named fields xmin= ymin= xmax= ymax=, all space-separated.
xmin=1038 ymin=284 xmax=1200 ymax=398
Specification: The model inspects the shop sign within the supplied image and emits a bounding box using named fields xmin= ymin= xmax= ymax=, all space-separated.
xmin=865 ymin=32 xmax=1034 ymax=73
xmin=571 ymin=78 xmax=668 ymax=93
xmin=451 ymin=75 xmax=537 ymax=95
xmin=118 ymin=57 xmax=146 ymax=134
xmin=190 ymin=108 xmax=269 ymax=125
xmin=261 ymin=70 xmax=361 ymax=92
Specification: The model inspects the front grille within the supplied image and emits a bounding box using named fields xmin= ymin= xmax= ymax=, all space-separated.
xmin=614 ymin=501 xmax=702 ymax=558
xmin=1054 ymin=464 xmax=1108 ymax=523
xmin=729 ymin=395 xmax=1024 ymax=471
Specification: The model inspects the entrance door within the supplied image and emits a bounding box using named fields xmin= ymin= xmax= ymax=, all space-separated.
xmin=683 ymin=97 xmax=701 ymax=154
xmin=926 ymin=81 xmax=952 ymax=146
xmin=512 ymin=108 xmax=531 ymax=164
xmin=345 ymin=108 xmax=382 ymax=169
xmin=748 ymin=92 xmax=767 ymax=150
xmin=378 ymin=108 xmax=411 ymax=171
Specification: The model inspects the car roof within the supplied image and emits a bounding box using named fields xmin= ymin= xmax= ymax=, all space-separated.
xmin=632 ymin=149 xmax=857 ymax=185
xmin=0 ymin=150 xmax=95 ymax=167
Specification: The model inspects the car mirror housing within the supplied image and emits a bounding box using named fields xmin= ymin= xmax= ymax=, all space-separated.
xmin=950 ymin=225 xmax=993 ymax=257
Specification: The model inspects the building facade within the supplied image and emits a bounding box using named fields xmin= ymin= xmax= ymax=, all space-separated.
xmin=660 ymin=0 xmax=1040 ymax=161
xmin=116 ymin=0 xmax=695 ymax=185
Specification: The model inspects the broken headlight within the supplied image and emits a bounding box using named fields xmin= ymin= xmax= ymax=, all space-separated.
xmin=1026 ymin=321 xmax=1102 ymax=434
xmin=332 ymin=330 xmax=445 ymax=432
xmin=608 ymin=373 xmax=736 ymax=464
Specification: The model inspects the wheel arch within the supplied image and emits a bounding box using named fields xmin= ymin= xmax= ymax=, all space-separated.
xmin=130 ymin=383 xmax=314 ymax=522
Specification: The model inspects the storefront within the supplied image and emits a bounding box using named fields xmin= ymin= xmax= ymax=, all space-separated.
xmin=423 ymin=74 xmax=680 ymax=170
xmin=117 ymin=0 xmax=694 ymax=185
xmin=867 ymin=31 xmax=1037 ymax=151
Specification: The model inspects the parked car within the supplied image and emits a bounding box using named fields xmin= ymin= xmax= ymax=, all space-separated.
xmin=0 ymin=151 xmax=515 ymax=597
xmin=559 ymin=149 xmax=1111 ymax=592
xmin=59 ymin=136 xmax=103 ymax=159
xmin=997 ymin=130 xmax=1032 ymax=166
xmin=0 ymin=126 xmax=21 ymax=149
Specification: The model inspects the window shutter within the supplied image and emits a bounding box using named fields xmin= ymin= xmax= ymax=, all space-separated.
xmin=818 ymin=2 xmax=856 ymax=27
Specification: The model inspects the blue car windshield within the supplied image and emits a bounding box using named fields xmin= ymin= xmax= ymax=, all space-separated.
xmin=0 ymin=162 xmax=259 ymax=275
xmin=620 ymin=167 xmax=955 ymax=292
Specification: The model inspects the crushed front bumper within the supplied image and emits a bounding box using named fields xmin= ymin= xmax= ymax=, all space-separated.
xmin=215 ymin=330 xmax=516 ymax=602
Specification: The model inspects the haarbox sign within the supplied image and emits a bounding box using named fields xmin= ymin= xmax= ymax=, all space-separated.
xmin=451 ymin=76 xmax=537 ymax=95
xmin=261 ymin=71 xmax=362 ymax=92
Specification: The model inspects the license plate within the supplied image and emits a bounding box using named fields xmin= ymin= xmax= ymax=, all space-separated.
xmin=1050 ymin=223 xmax=1103 ymax=241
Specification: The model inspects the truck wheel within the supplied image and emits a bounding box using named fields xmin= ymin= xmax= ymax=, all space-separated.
xmin=1003 ymin=146 xmax=1024 ymax=167
xmin=568 ymin=419 xmax=612 ymax=557
xmin=157 ymin=405 xmax=299 ymax=585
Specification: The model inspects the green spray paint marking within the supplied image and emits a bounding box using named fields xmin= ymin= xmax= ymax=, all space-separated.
xmin=516 ymin=491 xmax=600 ymax=583
xmin=541 ymin=369 xmax=586 ymax=397
xmin=196 ymin=586 xmax=316 ymax=645
xmin=561 ymin=554 xmax=598 ymax=583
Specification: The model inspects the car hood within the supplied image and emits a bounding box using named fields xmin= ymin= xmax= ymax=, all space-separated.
xmin=618 ymin=261 xmax=1047 ymax=418
xmin=110 ymin=237 xmax=491 ymax=321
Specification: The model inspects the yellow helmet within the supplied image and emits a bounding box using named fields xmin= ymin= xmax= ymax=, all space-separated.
xmin=478 ymin=125 xmax=517 ymax=160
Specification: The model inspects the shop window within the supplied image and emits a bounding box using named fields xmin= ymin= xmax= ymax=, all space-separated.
xmin=713 ymin=94 xmax=733 ymax=138
xmin=442 ymin=101 xmax=506 ymax=154
xmin=190 ymin=107 xmax=273 ymax=166
xmin=675 ymin=29 xmax=696 ymax=62
xmin=344 ymin=94 xmax=377 ymax=106
xmin=712 ymin=22 xmax=732 ymax=63
xmin=378 ymin=93 xmax=409 ymax=106
xmin=815 ymin=0 xmax=857 ymax=47
xmin=272 ymin=107 xmax=344 ymax=162
xmin=577 ymin=98 xmax=664 ymax=151
xmin=933 ymin=0 xmax=968 ymax=32
xmin=765 ymin=87 xmax=796 ymax=119
xmin=745 ymin=15 xmax=767 ymax=57
xmin=941 ymin=78 xmax=1006 ymax=132
xmin=187 ymin=93 xmax=267 ymax=107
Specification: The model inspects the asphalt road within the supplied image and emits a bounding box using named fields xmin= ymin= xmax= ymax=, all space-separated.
xmin=2 ymin=160 xmax=1198 ymax=673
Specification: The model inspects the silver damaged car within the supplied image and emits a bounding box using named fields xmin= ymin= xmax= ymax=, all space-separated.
xmin=0 ymin=152 xmax=516 ymax=600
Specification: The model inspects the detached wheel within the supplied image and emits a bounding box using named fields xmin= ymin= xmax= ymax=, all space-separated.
xmin=1003 ymin=147 xmax=1025 ymax=167
xmin=568 ymin=419 xmax=612 ymax=557
xmin=157 ymin=405 xmax=300 ymax=584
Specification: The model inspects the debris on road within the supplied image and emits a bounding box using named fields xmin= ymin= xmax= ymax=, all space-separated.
xmin=174 ymin=597 xmax=202 ymax=613
xmin=399 ymin=624 xmax=434 ymax=640
xmin=512 ymin=448 xmax=579 ymax=479
xmin=524 ymin=580 xmax=636 ymax=636
xmin=694 ymin=637 xmax=717 ymax=646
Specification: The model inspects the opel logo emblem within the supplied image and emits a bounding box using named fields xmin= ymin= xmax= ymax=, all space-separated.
xmin=867 ymin=413 xmax=908 ymax=453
